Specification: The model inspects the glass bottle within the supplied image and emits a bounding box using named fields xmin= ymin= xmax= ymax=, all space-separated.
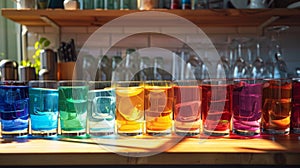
xmin=182 ymin=0 xmax=191 ymax=9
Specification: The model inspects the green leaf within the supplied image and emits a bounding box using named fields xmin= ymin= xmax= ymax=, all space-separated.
xmin=39 ymin=37 xmax=47 ymax=44
xmin=43 ymin=40 xmax=50 ymax=48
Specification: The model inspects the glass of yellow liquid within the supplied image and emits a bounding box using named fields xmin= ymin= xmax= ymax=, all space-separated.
xmin=116 ymin=81 xmax=144 ymax=136
xmin=145 ymin=81 xmax=174 ymax=136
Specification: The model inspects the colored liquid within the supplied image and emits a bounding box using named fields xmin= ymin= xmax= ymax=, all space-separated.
xmin=292 ymin=81 xmax=300 ymax=134
xmin=59 ymin=86 xmax=88 ymax=136
xmin=29 ymin=88 xmax=58 ymax=135
xmin=173 ymin=85 xmax=201 ymax=136
xmin=201 ymin=84 xmax=232 ymax=136
xmin=0 ymin=85 xmax=29 ymax=136
xmin=116 ymin=86 xmax=144 ymax=136
xmin=262 ymin=80 xmax=291 ymax=134
xmin=88 ymin=88 xmax=116 ymax=136
xmin=145 ymin=86 xmax=173 ymax=135
xmin=232 ymin=82 xmax=262 ymax=136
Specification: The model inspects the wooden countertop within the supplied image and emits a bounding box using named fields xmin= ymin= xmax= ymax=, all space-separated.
xmin=0 ymin=134 xmax=300 ymax=166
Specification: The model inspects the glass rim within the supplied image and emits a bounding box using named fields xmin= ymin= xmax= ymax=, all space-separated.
xmin=0 ymin=80 xmax=27 ymax=85
xmin=58 ymin=80 xmax=88 ymax=86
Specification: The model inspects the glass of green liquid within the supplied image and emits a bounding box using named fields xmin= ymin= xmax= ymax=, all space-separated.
xmin=58 ymin=81 xmax=88 ymax=137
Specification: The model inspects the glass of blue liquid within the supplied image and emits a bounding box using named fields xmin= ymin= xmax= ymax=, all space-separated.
xmin=0 ymin=81 xmax=29 ymax=138
xmin=58 ymin=81 xmax=88 ymax=137
xmin=29 ymin=80 xmax=58 ymax=137
xmin=88 ymin=81 xmax=116 ymax=136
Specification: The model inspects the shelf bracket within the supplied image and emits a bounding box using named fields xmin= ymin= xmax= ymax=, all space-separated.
xmin=40 ymin=15 xmax=61 ymax=46
xmin=258 ymin=16 xmax=280 ymax=36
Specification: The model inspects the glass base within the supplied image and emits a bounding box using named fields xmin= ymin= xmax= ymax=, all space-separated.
xmin=203 ymin=129 xmax=229 ymax=136
xmin=89 ymin=131 xmax=114 ymax=136
xmin=118 ymin=132 xmax=143 ymax=136
xmin=147 ymin=129 xmax=171 ymax=136
xmin=31 ymin=132 xmax=57 ymax=137
xmin=1 ymin=132 xmax=28 ymax=138
xmin=292 ymin=128 xmax=300 ymax=134
xmin=262 ymin=128 xmax=289 ymax=135
xmin=61 ymin=132 xmax=86 ymax=137
xmin=233 ymin=129 xmax=260 ymax=136
xmin=175 ymin=131 xmax=199 ymax=137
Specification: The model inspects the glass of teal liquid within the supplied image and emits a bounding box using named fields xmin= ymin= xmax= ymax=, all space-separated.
xmin=88 ymin=81 xmax=116 ymax=136
xmin=0 ymin=81 xmax=29 ymax=138
xmin=58 ymin=81 xmax=88 ymax=137
xmin=29 ymin=80 xmax=58 ymax=137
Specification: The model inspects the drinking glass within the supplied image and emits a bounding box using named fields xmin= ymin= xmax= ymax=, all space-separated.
xmin=292 ymin=78 xmax=300 ymax=134
xmin=173 ymin=80 xmax=201 ymax=136
xmin=58 ymin=81 xmax=88 ymax=137
xmin=201 ymin=79 xmax=233 ymax=136
xmin=116 ymin=81 xmax=144 ymax=136
xmin=145 ymin=81 xmax=173 ymax=136
xmin=262 ymin=79 xmax=292 ymax=134
xmin=232 ymin=79 xmax=263 ymax=136
xmin=0 ymin=81 xmax=29 ymax=138
xmin=88 ymin=81 xmax=116 ymax=136
xmin=29 ymin=80 xmax=58 ymax=136
xmin=266 ymin=26 xmax=289 ymax=79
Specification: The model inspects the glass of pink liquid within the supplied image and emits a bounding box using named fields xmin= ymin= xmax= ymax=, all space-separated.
xmin=201 ymin=79 xmax=233 ymax=136
xmin=232 ymin=79 xmax=262 ymax=136
xmin=292 ymin=78 xmax=300 ymax=134
xmin=173 ymin=80 xmax=201 ymax=136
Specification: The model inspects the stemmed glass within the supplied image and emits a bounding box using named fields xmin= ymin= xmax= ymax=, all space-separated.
xmin=231 ymin=38 xmax=249 ymax=79
xmin=266 ymin=25 xmax=289 ymax=79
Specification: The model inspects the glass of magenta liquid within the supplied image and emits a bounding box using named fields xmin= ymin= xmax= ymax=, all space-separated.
xmin=232 ymin=79 xmax=262 ymax=136
xmin=29 ymin=80 xmax=58 ymax=136
xmin=292 ymin=78 xmax=300 ymax=134
xmin=262 ymin=79 xmax=291 ymax=134
xmin=201 ymin=79 xmax=233 ymax=136
xmin=173 ymin=80 xmax=201 ymax=136
xmin=0 ymin=81 xmax=29 ymax=138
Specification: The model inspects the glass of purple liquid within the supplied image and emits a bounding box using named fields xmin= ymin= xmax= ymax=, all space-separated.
xmin=292 ymin=78 xmax=300 ymax=134
xmin=233 ymin=79 xmax=263 ymax=136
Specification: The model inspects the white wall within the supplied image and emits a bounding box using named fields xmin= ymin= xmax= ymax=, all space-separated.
xmin=25 ymin=25 xmax=300 ymax=77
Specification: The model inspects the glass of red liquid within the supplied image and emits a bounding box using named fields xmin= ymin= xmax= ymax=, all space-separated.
xmin=201 ymin=79 xmax=233 ymax=136
xmin=173 ymin=80 xmax=201 ymax=136
xmin=262 ymin=79 xmax=292 ymax=134
xmin=232 ymin=79 xmax=263 ymax=136
xmin=292 ymin=78 xmax=300 ymax=134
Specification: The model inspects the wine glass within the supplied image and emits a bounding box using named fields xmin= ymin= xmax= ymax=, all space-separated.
xmin=265 ymin=25 xmax=289 ymax=79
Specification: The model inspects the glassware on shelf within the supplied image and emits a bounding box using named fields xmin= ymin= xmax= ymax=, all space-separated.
xmin=266 ymin=25 xmax=290 ymax=79
xmin=185 ymin=51 xmax=203 ymax=80
xmin=138 ymin=56 xmax=151 ymax=81
xmin=112 ymin=48 xmax=139 ymax=81
xmin=216 ymin=43 xmax=230 ymax=79
xmin=251 ymin=42 xmax=265 ymax=79
xmin=232 ymin=42 xmax=247 ymax=79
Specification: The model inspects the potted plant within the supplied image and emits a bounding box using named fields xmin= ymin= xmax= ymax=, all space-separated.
xmin=21 ymin=37 xmax=51 ymax=75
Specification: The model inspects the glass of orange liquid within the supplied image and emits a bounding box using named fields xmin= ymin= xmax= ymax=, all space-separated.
xmin=262 ymin=79 xmax=292 ymax=134
xmin=173 ymin=80 xmax=201 ymax=136
xmin=144 ymin=81 xmax=174 ymax=136
xmin=116 ymin=81 xmax=144 ymax=136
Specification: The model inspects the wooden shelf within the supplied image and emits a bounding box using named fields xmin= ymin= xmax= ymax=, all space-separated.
xmin=0 ymin=134 xmax=300 ymax=166
xmin=1 ymin=8 xmax=300 ymax=27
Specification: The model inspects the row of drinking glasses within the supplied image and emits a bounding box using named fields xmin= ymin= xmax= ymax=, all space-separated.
xmin=0 ymin=78 xmax=299 ymax=139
